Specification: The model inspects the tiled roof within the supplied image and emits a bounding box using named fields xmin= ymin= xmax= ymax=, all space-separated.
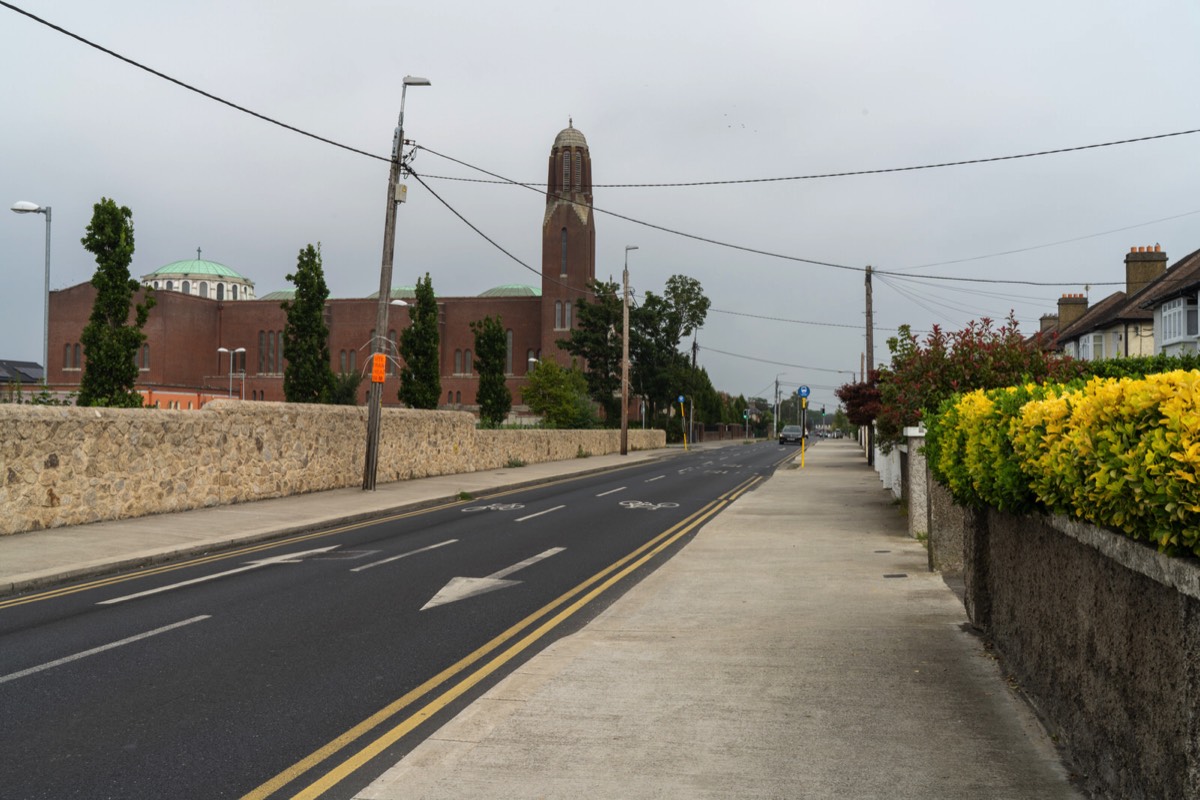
xmin=1136 ymin=246 xmax=1200 ymax=308
xmin=0 ymin=359 xmax=44 ymax=383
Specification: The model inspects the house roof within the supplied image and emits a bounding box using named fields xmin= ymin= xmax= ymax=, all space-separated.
xmin=1137 ymin=245 xmax=1200 ymax=308
xmin=0 ymin=359 xmax=44 ymax=383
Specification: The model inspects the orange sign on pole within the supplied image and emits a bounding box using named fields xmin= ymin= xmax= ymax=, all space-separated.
xmin=371 ymin=353 xmax=387 ymax=383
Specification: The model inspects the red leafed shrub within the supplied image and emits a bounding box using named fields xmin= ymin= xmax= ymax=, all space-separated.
xmin=835 ymin=369 xmax=882 ymax=427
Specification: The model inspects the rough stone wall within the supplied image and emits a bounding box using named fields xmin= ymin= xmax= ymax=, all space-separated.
xmin=926 ymin=479 xmax=967 ymax=577
xmin=0 ymin=402 xmax=664 ymax=536
xmin=976 ymin=509 xmax=1200 ymax=800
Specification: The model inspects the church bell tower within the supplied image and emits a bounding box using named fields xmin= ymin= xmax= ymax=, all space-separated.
xmin=541 ymin=120 xmax=596 ymax=360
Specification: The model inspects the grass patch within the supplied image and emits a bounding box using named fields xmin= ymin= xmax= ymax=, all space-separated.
xmin=457 ymin=491 xmax=473 ymax=501
xmin=505 ymin=457 xmax=527 ymax=468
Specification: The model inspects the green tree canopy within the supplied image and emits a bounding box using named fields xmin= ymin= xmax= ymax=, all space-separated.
xmin=281 ymin=243 xmax=335 ymax=403
xmin=398 ymin=273 xmax=441 ymax=409
xmin=78 ymin=197 xmax=154 ymax=408
xmin=558 ymin=279 xmax=623 ymax=423
xmin=470 ymin=314 xmax=511 ymax=427
xmin=523 ymin=359 xmax=595 ymax=428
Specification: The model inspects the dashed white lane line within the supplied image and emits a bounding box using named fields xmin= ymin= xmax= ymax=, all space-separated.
xmin=515 ymin=505 xmax=566 ymax=522
xmin=351 ymin=540 xmax=458 ymax=573
xmin=0 ymin=615 xmax=211 ymax=685
xmin=596 ymin=487 xmax=627 ymax=497
xmin=645 ymin=475 xmax=665 ymax=483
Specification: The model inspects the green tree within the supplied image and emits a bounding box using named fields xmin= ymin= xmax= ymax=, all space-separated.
xmin=398 ymin=273 xmax=441 ymax=408
xmin=328 ymin=371 xmax=364 ymax=405
xmin=470 ymin=314 xmax=511 ymax=427
xmin=78 ymin=197 xmax=154 ymax=407
xmin=559 ymin=279 xmax=623 ymax=423
xmin=524 ymin=359 xmax=595 ymax=428
xmin=281 ymin=243 xmax=335 ymax=403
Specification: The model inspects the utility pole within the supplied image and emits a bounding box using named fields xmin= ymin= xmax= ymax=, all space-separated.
xmin=363 ymin=76 xmax=430 ymax=490
xmin=620 ymin=245 xmax=637 ymax=455
xmin=864 ymin=265 xmax=875 ymax=466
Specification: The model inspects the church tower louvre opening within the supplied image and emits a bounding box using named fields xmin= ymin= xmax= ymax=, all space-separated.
xmin=541 ymin=120 xmax=596 ymax=361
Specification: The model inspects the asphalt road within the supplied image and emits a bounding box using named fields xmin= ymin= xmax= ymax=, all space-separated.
xmin=0 ymin=441 xmax=802 ymax=799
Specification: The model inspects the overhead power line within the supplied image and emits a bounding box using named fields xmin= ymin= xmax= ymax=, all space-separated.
xmin=420 ymin=128 xmax=1200 ymax=188
xmin=7 ymin=0 xmax=1189 ymax=291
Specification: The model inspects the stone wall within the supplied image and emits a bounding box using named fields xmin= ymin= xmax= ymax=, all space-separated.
xmin=0 ymin=402 xmax=665 ymax=536
xmin=946 ymin=500 xmax=1200 ymax=799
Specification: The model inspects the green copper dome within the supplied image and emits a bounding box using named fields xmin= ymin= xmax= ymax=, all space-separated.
xmin=478 ymin=284 xmax=541 ymax=298
xmin=146 ymin=258 xmax=249 ymax=281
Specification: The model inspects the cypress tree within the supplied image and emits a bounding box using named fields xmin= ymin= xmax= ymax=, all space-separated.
xmin=470 ymin=314 xmax=511 ymax=427
xmin=78 ymin=198 xmax=154 ymax=408
xmin=398 ymin=273 xmax=441 ymax=408
xmin=281 ymin=243 xmax=335 ymax=403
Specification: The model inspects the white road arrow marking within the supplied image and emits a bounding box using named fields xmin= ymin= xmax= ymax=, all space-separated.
xmin=97 ymin=546 xmax=340 ymax=605
xmin=421 ymin=547 xmax=565 ymax=610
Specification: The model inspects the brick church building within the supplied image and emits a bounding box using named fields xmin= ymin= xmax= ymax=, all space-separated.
xmin=45 ymin=123 xmax=597 ymax=413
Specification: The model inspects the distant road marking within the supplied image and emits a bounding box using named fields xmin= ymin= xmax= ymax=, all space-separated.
xmin=515 ymin=505 xmax=565 ymax=522
xmin=351 ymin=540 xmax=457 ymax=573
xmin=645 ymin=475 xmax=665 ymax=483
xmin=595 ymin=487 xmax=626 ymax=497
xmin=98 ymin=546 xmax=340 ymax=605
xmin=0 ymin=615 xmax=210 ymax=685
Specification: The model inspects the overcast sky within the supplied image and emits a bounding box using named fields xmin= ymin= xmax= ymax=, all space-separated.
xmin=4 ymin=0 xmax=1199 ymax=409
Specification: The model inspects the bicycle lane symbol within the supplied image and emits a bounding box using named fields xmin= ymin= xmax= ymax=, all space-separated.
xmin=618 ymin=500 xmax=680 ymax=511
xmin=461 ymin=502 xmax=526 ymax=513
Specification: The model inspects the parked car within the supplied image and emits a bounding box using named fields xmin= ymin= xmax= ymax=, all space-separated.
xmin=779 ymin=425 xmax=805 ymax=445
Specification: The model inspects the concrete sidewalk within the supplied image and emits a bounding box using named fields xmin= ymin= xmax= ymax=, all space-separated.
xmin=356 ymin=440 xmax=1080 ymax=800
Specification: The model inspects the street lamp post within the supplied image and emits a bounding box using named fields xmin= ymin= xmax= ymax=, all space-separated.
xmin=364 ymin=76 xmax=430 ymax=491
xmin=217 ymin=347 xmax=245 ymax=398
xmin=620 ymin=245 xmax=638 ymax=455
xmin=11 ymin=201 xmax=51 ymax=383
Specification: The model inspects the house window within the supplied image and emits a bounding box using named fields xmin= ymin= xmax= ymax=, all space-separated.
xmin=464 ymin=349 xmax=473 ymax=375
xmin=182 ymin=280 xmax=190 ymax=295
xmin=506 ymin=329 xmax=513 ymax=374
xmin=1091 ymin=333 xmax=1105 ymax=361
xmin=1163 ymin=298 xmax=1185 ymax=343
xmin=199 ymin=281 xmax=208 ymax=298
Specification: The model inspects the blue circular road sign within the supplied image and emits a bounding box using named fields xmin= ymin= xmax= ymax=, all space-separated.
xmin=798 ymin=386 xmax=811 ymax=398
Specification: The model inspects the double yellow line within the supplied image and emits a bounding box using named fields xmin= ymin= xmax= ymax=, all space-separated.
xmin=244 ymin=475 xmax=761 ymax=799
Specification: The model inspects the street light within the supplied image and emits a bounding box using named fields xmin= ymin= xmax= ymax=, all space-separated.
xmin=11 ymin=201 xmax=51 ymax=383
xmin=620 ymin=245 xmax=638 ymax=455
xmin=217 ymin=347 xmax=245 ymax=398
xmin=364 ymin=76 xmax=430 ymax=491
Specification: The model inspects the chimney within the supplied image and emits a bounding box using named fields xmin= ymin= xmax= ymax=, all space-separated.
xmin=1126 ymin=244 xmax=1168 ymax=297
xmin=1057 ymin=293 xmax=1088 ymax=330
xmin=1039 ymin=314 xmax=1059 ymax=333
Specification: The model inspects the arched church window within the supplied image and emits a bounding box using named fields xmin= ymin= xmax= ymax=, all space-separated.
xmin=555 ymin=301 xmax=562 ymax=329
xmin=464 ymin=350 xmax=473 ymax=375
xmin=166 ymin=280 xmax=173 ymax=292
xmin=563 ymin=152 xmax=570 ymax=188
xmin=454 ymin=350 xmax=462 ymax=374
xmin=561 ymin=228 xmax=568 ymax=277
xmin=199 ymin=281 xmax=208 ymax=298
xmin=506 ymin=329 xmax=513 ymax=374
xmin=574 ymin=153 xmax=581 ymax=189
xmin=182 ymin=280 xmax=190 ymax=295
xmin=217 ymin=284 xmax=225 ymax=302
xmin=231 ymin=285 xmax=239 ymax=300
xmin=564 ymin=302 xmax=572 ymax=329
